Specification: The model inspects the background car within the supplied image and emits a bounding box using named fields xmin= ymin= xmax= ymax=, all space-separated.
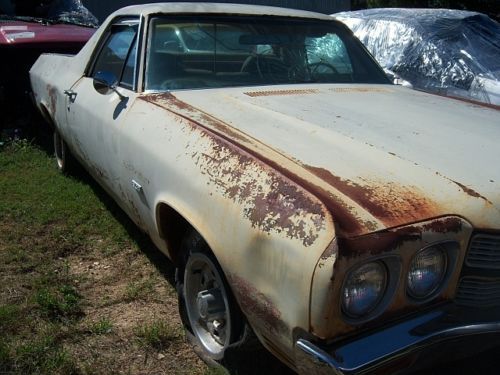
xmin=334 ymin=8 xmax=500 ymax=106
xmin=0 ymin=0 xmax=97 ymax=138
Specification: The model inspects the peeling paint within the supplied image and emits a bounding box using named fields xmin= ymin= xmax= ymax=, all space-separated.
xmin=228 ymin=273 xmax=288 ymax=335
xmin=47 ymin=84 xmax=57 ymax=116
xmin=141 ymin=93 xmax=326 ymax=246
xmin=451 ymin=179 xmax=492 ymax=204
xmin=305 ymin=165 xmax=439 ymax=228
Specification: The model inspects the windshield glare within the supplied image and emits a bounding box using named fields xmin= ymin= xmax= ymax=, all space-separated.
xmin=145 ymin=16 xmax=389 ymax=91
xmin=0 ymin=0 xmax=98 ymax=27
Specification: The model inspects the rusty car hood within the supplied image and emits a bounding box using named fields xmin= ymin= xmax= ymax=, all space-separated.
xmin=142 ymin=84 xmax=500 ymax=237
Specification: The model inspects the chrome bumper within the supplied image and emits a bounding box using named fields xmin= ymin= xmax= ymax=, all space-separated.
xmin=295 ymin=304 xmax=500 ymax=374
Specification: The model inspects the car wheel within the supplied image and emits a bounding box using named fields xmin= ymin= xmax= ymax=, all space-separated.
xmin=177 ymin=231 xmax=244 ymax=362
xmin=53 ymin=129 xmax=75 ymax=174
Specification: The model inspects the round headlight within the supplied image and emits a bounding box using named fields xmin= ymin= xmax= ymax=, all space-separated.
xmin=342 ymin=262 xmax=387 ymax=318
xmin=407 ymin=246 xmax=447 ymax=299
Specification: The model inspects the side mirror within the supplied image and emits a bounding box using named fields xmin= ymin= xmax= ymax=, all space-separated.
xmin=93 ymin=71 xmax=127 ymax=100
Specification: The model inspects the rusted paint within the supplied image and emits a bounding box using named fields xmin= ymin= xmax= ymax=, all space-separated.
xmin=421 ymin=216 xmax=463 ymax=233
xmin=140 ymin=93 xmax=378 ymax=238
xmin=305 ymin=165 xmax=439 ymax=228
xmin=451 ymin=179 xmax=492 ymax=204
xmin=47 ymin=84 xmax=57 ymax=116
xmin=227 ymin=273 xmax=288 ymax=335
xmin=338 ymin=226 xmax=421 ymax=259
xmin=426 ymin=90 xmax=500 ymax=111
xmin=192 ymin=135 xmax=325 ymax=247
xmin=142 ymin=93 xmax=327 ymax=246
xmin=244 ymin=89 xmax=319 ymax=97
xmin=143 ymin=93 xmax=248 ymax=143
xmin=338 ymin=217 xmax=463 ymax=258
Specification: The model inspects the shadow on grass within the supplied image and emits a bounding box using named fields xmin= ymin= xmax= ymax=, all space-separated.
xmin=31 ymin=134 xmax=295 ymax=375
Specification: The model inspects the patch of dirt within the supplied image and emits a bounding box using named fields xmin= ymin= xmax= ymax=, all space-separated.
xmin=66 ymin=243 xmax=207 ymax=374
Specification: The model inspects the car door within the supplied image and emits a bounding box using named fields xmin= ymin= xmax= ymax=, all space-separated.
xmin=65 ymin=18 xmax=140 ymax=203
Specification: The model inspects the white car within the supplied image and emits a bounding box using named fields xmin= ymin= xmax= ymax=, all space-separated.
xmin=30 ymin=3 xmax=500 ymax=374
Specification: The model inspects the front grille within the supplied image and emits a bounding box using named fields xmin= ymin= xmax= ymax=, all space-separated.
xmin=456 ymin=277 xmax=500 ymax=307
xmin=465 ymin=234 xmax=500 ymax=269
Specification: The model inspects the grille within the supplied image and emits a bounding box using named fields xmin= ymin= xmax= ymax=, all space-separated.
xmin=456 ymin=277 xmax=500 ymax=307
xmin=465 ymin=234 xmax=500 ymax=269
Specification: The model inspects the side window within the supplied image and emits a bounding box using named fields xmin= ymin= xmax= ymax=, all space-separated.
xmin=91 ymin=21 xmax=139 ymax=89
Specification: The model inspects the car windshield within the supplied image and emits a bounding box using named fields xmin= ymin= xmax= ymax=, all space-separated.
xmin=145 ymin=16 xmax=389 ymax=91
xmin=0 ymin=0 xmax=98 ymax=27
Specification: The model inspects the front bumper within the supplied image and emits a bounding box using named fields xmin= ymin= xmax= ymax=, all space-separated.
xmin=295 ymin=304 xmax=500 ymax=374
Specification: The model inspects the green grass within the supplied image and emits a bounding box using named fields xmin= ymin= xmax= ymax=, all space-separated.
xmin=0 ymin=141 xmax=136 ymax=373
xmin=88 ymin=317 xmax=113 ymax=335
xmin=134 ymin=319 xmax=183 ymax=350
xmin=125 ymin=279 xmax=156 ymax=301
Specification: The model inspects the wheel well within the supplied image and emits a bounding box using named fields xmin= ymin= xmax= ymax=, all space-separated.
xmin=156 ymin=203 xmax=193 ymax=265
xmin=38 ymin=103 xmax=55 ymax=130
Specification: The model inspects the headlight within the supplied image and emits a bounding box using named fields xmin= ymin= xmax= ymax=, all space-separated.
xmin=407 ymin=245 xmax=447 ymax=299
xmin=342 ymin=262 xmax=387 ymax=318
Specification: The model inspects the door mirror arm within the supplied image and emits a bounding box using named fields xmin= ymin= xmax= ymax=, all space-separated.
xmin=93 ymin=71 xmax=127 ymax=101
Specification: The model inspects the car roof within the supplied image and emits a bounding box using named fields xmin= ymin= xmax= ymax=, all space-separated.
xmin=110 ymin=2 xmax=334 ymax=21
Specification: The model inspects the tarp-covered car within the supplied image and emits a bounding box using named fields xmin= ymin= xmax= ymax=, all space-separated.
xmin=30 ymin=3 xmax=500 ymax=374
xmin=334 ymin=8 xmax=500 ymax=107
xmin=0 ymin=0 xmax=97 ymax=135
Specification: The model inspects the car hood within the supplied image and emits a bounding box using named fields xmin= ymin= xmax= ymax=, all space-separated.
xmin=0 ymin=20 xmax=94 ymax=45
xmin=142 ymin=84 xmax=500 ymax=237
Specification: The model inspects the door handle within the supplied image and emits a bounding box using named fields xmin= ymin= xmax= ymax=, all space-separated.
xmin=64 ymin=89 xmax=77 ymax=103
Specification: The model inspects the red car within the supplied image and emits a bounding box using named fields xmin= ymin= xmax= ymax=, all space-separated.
xmin=0 ymin=0 xmax=97 ymax=137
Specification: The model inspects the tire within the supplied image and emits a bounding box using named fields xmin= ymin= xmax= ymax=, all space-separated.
xmin=53 ymin=128 xmax=76 ymax=174
xmin=176 ymin=231 xmax=245 ymax=362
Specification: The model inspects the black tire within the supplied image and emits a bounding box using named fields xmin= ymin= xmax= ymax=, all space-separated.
xmin=176 ymin=231 xmax=246 ymax=363
xmin=53 ymin=128 xmax=76 ymax=174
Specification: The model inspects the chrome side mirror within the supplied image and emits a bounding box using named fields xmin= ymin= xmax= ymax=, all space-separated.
xmin=93 ymin=71 xmax=126 ymax=100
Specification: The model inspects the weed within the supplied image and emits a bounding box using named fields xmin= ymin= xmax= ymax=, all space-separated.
xmin=125 ymin=279 xmax=155 ymax=301
xmin=36 ymin=285 xmax=82 ymax=321
xmin=15 ymin=335 xmax=77 ymax=374
xmin=0 ymin=304 xmax=21 ymax=332
xmin=135 ymin=319 xmax=182 ymax=350
xmin=88 ymin=318 xmax=113 ymax=335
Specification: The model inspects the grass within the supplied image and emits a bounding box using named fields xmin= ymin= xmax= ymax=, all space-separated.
xmin=0 ymin=140 xmax=208 ymax=374
xmin=134 ymin=319 xmax=183 ymax=350
xmin=0 ymin=139 xmax=294 ymax=375
xmin=88 ymin=317 xmax=113 ymax=335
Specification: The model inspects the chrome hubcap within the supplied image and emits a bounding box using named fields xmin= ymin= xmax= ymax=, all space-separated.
xmin=184 ymin=253 xmax=231 ymax=357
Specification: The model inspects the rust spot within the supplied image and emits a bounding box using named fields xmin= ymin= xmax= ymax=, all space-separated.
xmin=227 ymin=274 xmax=288 ymax=335
xmin=339 ymin=226 xmax=422 ymax=259
xmin=142 ymin=93 xmax=248 ymax=143
xmin=244 ymin=89 xmax=319 ymax=97
xmin=338 ymin=216 xmax=463 ymax=258
xmin=47 ymin=84 xmax=57 ymax=116
xmin=421 ymin=216 xmax=462 ymax=233
xmin=305 ymin=165 xmax=438 ymax=228
xmin=428 ymin=91 xmax=500 ymax=111
xmin=193 ymin=137 xmax=325 ymax=247
xmin=141 ymin=93 xmax=383 ymax=238
xmin=141 ymin=93 xmax=327 ymax=246
xmin=451 ymin=179 xmax=492 ymax=204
